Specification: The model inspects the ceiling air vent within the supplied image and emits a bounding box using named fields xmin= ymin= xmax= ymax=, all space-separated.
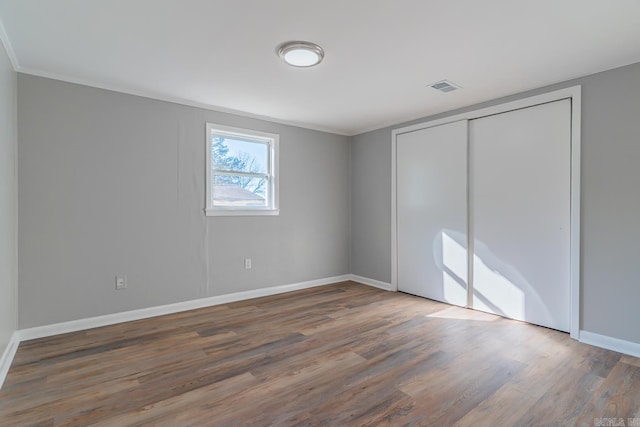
xmin=429 ymin=80 xmax=461 ymax=93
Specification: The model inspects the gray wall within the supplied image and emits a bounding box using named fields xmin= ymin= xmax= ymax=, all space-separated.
xmin=18 ymin=75 xmax=350 ymax=328
xmin=351 ymin=127 xmax=391 ymax=283
xmin=0 ymin=43 xmax=17 ymax=352
xmin=350 ymin=61 xmax=640 ymax=344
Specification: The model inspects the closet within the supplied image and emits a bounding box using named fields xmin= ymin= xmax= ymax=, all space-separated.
xmin=393 ymin=90 xmax=579 ymax=334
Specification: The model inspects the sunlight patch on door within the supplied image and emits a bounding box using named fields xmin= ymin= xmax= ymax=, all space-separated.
xmin=473 ymin=252 xmax=525 ymax=320
xmin=441 ymin=231 xmax=467 ymax=307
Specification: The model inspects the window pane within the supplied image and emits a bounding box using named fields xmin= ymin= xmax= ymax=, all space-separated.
xmin=211 ymin=135 xmax=268 ymax=174
xmin=212 ymin=175 xmax=268 ymax=207
xmin=206 ymin=123 xmax=278 ymax=215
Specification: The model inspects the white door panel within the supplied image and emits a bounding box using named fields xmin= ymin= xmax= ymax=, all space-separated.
xmin=469 ymin=100 xmax=571 ymax=331
xmin=396 ymin=120 xmax=468 ymax=306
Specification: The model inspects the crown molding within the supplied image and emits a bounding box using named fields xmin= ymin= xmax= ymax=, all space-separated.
xmin=0 ymin=16 xmax=18 ymax=71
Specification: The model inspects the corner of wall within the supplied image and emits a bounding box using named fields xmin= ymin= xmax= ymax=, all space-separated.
xmin=347 ymin=134 xmax=354 ymax=275
xmin=0 ymin=31 xmax=19 ymax=389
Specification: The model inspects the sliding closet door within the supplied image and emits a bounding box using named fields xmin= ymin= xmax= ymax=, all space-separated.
xmin=396 ymin=121 xmax=468 ymax=306
xmin=469 ymin=99 xmax=571 ymax=331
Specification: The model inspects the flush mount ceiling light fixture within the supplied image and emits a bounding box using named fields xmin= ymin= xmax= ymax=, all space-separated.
xmin=277 ymin=41 xmax=324 ymax=68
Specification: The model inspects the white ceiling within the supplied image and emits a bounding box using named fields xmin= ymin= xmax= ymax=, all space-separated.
xmin=1 ymin=0 xmax=639 ymax=135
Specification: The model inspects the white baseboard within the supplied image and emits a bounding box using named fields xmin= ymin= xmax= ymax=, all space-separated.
xmin=18 ymin=274 xmax=352 ymax=342
xmin=348 ymin=274 xmax=393 ymax=291
xmin=17 ymin=274 xmax=390 ymax=342
xmin=580 ymin=330 xmax=640 ymax=358
xmin=0 ymin=332 xmax=20 ymax=389
xmin=0 ymin=273 xmax=386 ymax=390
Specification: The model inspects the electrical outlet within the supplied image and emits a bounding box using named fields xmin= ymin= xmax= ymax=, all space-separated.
xmin=115 ymin=276 xmax=127 ymax=290
xmin=244 ymin=258 xmax=252 ymax=269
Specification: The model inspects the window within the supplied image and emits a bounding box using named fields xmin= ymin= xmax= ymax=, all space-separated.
xmin=205 ymin=123 xmax=279 ymax=216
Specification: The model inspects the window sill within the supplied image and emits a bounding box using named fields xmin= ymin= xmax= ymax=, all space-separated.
xmin=205 ymin=208 xmax=280 ymax=217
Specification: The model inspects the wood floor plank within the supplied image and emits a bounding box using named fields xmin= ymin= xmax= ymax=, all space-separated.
xmin=80 ymin=372 xmax=259 ymax=427
xmin=1 ymin=281 xmax=638 ymax=426
xmin=574 ymin=361 xmax=640 ymax=425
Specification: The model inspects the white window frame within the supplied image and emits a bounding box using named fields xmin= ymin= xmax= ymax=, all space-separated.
xmin=205 ymin=123 xmax=279 ymax=216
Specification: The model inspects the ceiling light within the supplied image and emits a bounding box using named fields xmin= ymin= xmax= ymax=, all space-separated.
xmin=277 ymin=41 xmax=324 ymax=68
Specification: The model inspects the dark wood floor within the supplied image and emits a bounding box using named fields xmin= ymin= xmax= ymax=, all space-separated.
xmin=1 ymin=282 xmax=638 ymax=426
